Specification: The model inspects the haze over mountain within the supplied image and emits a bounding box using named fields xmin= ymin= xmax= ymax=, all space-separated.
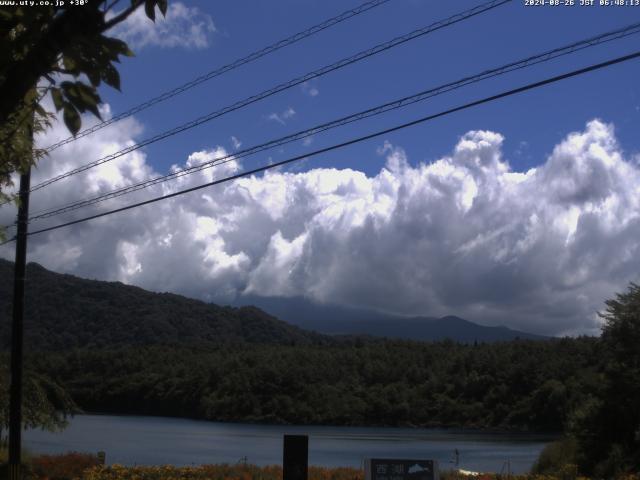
xmin=236 ymin=295 xmax=548 ymax=342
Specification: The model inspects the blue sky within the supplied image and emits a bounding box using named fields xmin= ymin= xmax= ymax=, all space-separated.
xmin=101 ymin=0 xmax=640 ymax=177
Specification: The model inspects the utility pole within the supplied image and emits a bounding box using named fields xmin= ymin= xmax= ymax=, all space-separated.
xmin=8 ymin=122 xmax=33 ymax=479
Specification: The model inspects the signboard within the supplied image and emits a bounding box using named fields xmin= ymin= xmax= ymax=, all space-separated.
xmin=365 ymin=459 xmax=439 ymax=480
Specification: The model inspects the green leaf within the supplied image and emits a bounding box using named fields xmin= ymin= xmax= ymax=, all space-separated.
xmin=34 ymin=103 xmax=47 ymax=118
xmin=75 ymin=83 xmax=102 ymax=119
xmin=102 ymin=64 xmax=121 ymax=91
xmin=60 ymin=81 xmax=101 ymax=118
xmin=59 ymin=81 xmax=75 ymax=94
xmin=103 ymin=36 xmax=134 ymax=58
xmin=86 ymin=68 xmax=101 ymax=87
xmin=76 ymin=82 xmax=100 ymax=101
xmin=51 ymin=89 xmax=64 ymax=111
xmin=62 ymin=55 xmax=77 ymax=72
xmin=157 ymin=0 xmax=168 ymax=16
xmin=81 ymin=100 xmax=101 ymax=119
xmin=60 ymin=82 xmax=81 ymax=107
xmin=23 ymin=87 xmax=38 ymax=105
xmin=63 ymin=104 xmax=81 ymax=136
xmin=145 ymin=0 xmax=156 ymax=22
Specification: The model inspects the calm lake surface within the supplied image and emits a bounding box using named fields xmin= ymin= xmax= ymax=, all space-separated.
xmin=24 ymin=414 xmax=555 ymax=474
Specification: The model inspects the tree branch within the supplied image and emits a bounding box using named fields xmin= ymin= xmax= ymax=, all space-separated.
xmin=104 ymin=0 xmax=124 ymax=13
xmin=51 ymin=66 xmax=74 ymax=75
xmin=102 ymin=0 xmax=144 ymax=32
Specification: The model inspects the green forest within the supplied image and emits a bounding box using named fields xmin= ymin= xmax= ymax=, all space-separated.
xmin=28 ymin=338 xmax=597 ymax=432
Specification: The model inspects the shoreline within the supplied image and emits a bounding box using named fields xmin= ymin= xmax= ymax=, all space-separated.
xmin=73 ymin=411 xmax=562 ymax=437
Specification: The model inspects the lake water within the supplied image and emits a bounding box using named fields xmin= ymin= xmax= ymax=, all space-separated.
xmin=24 ymin=414 xmax=555 ymax=474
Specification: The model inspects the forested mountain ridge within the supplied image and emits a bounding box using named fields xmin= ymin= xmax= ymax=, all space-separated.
xmin=0 ymin=259 xmax=329 ymax=349
xmin=0 ymin=259 xmax=547 ymax=349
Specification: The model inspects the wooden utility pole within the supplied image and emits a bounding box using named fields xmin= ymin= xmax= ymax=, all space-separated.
xmin=283 ymin=435 xmax=308 ymax=480
xmin=8 ymin=137 xmax=32 ymax=478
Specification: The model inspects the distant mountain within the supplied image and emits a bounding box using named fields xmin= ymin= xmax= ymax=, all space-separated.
xmin=235 ymin=295 xmax=548 ymax=342
xmin=0 ymin=259 xmax=328 ymax=350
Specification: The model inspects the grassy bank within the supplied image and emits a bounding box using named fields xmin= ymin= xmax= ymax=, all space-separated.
xmin=80 ymin=465 xmax=640 ymax=480
xmin=43 ymin=463 xmax=640 ymax=480
xmin=3 ymin=454 xmax=639 ymax=480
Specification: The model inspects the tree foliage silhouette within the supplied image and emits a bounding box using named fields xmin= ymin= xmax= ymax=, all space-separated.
xmin=571 ymin=283 xmax=640 ymax=476
xmin=0 ymin=0 xmax=168 ymax=202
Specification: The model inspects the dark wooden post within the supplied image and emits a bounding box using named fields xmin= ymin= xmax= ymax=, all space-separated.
xmin=283 ymin=434 xmax=308 ymax=480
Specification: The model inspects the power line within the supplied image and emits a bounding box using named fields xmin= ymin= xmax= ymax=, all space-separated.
xmin=10 ymin=49 xmax=638 ymax=240
xmin=22 ymin=21 xmax=640 ymax=223
xmin=42 ymin=0 xmax=394 ymax=153
xmin=31 ymin=0 xmax=510 ymax=191
xmin=27 ymin=0 xmax=512 ymax=193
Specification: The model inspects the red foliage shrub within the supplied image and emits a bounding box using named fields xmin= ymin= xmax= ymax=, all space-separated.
xmin=30 ymin=451 xmax=100 ymax=480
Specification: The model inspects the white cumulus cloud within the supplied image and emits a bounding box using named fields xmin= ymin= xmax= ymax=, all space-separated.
xmin=301 ymin=81 xmax=319 ymax=97
xmin=230 ymin=136 xmax=242 ymax=150
xmin=109 ymin=2 xmax=216 ymax=50
xmin=267 ymin=107 xmax=296 ymax=125
xmin=2 ymin=112 xmax=639 ymax=337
